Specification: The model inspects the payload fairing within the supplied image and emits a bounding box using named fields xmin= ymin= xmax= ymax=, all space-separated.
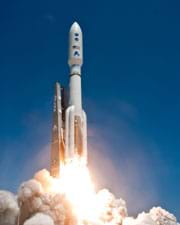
xmin=50 ymin=22 xmax=87 ymax=177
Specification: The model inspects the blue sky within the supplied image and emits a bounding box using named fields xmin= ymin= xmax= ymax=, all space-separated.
xmin=0 ymin=0 xmax=180 ymax=219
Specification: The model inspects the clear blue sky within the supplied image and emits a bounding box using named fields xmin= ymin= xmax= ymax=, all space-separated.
xmin=0 ymin=0 xmax=180 ymax=219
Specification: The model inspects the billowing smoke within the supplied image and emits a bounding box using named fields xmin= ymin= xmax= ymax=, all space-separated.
xmin=17 ymin=171 xmax=66 ymax=225
xmin=23 ymin=213 xmax=55 ymax=225
xmin=0 ymin=169 xmax=178 ymax=225
xmin=123 ymin=207 xmax=179 ymax=225
xmin=0 ymin=191 xmax=19 ymax=225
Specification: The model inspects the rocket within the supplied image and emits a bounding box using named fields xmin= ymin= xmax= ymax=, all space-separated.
xmin=50 ymin=22 xmax=87 ymax=177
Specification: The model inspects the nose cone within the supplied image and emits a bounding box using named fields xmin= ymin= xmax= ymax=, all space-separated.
xmin=68 ymin=21 xmax=83 ymax=68
xmin=70 ymin=22 xmax=82 ymax=33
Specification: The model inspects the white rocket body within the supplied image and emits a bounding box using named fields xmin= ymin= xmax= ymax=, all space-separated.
xmin=65 ymin=22 xmax=87 ymax=163
xmin=50 ymin=22 xmax=87 ymax=177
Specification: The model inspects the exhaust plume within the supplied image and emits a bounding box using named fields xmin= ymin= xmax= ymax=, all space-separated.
xmin=23 ymin=213 xmax=55 ymax=225
xmin=0 ymin=191 xmax=19 ymax=225
xmin=0 ymin=168 xmax=179 ymax=225
xmin=123 ymin=207 xmax=179 ymax=225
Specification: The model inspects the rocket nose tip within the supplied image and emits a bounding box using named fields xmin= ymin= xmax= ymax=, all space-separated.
xmin=70 ymin=21 xmax=82 ymax=33
xmin=55 ymin=82 xmax=61 ymax=89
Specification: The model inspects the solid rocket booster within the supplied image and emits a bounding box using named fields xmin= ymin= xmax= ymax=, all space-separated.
xmin=50 ymin=83 xmax=64 ymax=177
xmin=50 ymin=22 xmax=87 ymax=177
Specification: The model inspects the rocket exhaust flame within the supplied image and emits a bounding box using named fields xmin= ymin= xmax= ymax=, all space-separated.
xmin=0 ymin=165 xmax=178 ymax=225
xmin=59 ymin=159 xmax=96 ymax=222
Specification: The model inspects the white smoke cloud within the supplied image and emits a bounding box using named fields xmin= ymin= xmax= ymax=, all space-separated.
xmin=23 ymin=213 xmax=55 ymax=225
xmin=0 ymin=191 xmax=19 ymax=225
xmin=34 ymin=169 xmax=55 ymax=193
xmin=96 ymin=189 xmax=127 ymax=224
xmin=123 ymin=207 xmax=179 ymax=225
xmin=0 ymin=169 xmax=178 ymax=225
xmin=17 ymin=170 xmax=66 ymax=225
xmin=149 ymin=207 xmax=178 ymax=225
